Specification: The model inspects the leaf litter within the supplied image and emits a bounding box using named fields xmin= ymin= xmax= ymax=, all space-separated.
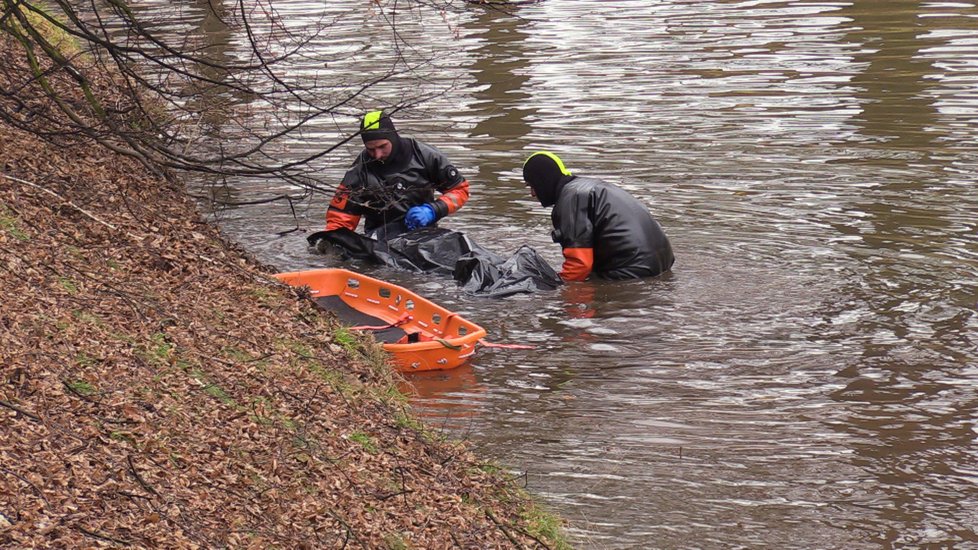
xmin=0 ymin=34 xmax=564 ymax=550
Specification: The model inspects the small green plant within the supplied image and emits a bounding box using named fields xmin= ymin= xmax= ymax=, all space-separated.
xmin=186 ymin=365 xmax=238 ymax=408
xmin=250 ymin=286 xmax=280 ymax=306
xmin=58 ymin=277 xmax=79 ymax=294
xmin=383 ymin=533 xmax=409 ymax=550
xmin=394 ymin=410 xmax=423 ymax=431
xmin=370 ymin=381 xmax=408 ymax=405
xmin=333 ymin=327 xmax=358 ymax=351
xmin=284 ymin=338 xmax=315 ymax=359
xmin=521 ymin=500 xmax=572 ymax=550
xmin=292 ymin=434 xmax=312 ymax=450
xmin=64 ymin=379 xmax=96 ymax=396
xmin=71 ymin=310 xmax=102 ymax=326
xmin=280 ymin=418 xmax=298 ymax=431
xmin=203 ymin=384 xmax=237 ymax=407
xmin=478 ymin=462 xmax=503 ymax=476
xmin=0 ymin=208 xmax=29 ymax=241
xmin=173 ymin=358 xmax=192 ymax=372
xmin=304 ymin=360 xmax=360 ymax=398
xmin=222 ymin=346 xmax=255 ymax=363
xmin=138 ymin=333 xmax=174 ymax=367
xmin=108 ymin=431 xmax=136 ymax=445
xmin=348 ymin=431 xmax=378 ymax=454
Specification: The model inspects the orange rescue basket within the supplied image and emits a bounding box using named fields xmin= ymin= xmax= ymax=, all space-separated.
xmin=274 ymin=268 xmax=486 ymax=372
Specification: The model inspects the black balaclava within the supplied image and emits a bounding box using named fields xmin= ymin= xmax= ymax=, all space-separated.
xmin=360 ymin=110 xmax=406 ymax=167
xmin=522 ymin=151 xmax=575 ymax=207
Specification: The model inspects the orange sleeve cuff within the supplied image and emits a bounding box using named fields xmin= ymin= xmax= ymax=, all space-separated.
xmin=326 ymin=184 xmax=360 ymax=231
xmin=437 ymin=180 xmax=470 ymax=215
xmin=326 ymin=209 xmax=360 ymax=231
xmin=560 ymin=247 xmax=593 ymax=281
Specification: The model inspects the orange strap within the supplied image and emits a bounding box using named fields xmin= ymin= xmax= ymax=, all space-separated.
xmin=560 ymin=247 xmax=593 ymax=281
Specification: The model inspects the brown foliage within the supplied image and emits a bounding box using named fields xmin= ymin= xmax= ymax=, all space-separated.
xmin=0 ymin=34 xmax=555 ymax=549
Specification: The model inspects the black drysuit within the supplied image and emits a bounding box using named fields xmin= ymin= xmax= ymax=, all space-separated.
xmin=550 ymin=177 xmax=675 ymax=280
xmin=326 ymin=137 xmax=468 ymax=235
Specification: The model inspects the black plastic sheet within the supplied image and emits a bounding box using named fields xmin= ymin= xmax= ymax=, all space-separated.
xmin=306 ymin=224 xmax=562 ymax=297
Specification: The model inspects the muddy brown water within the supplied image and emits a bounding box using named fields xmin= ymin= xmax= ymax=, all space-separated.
xmin=127 ymin=1 xmax=978 ymax=547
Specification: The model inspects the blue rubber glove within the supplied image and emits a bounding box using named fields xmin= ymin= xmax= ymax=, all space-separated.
xmin=404 ymin=204 xmax=436 ymax=231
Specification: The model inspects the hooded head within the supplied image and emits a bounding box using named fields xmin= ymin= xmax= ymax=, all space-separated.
xmin=522 ymin=151 xmax=574 ymax=207
xmin=360 ymin=110 xmax=398 ymax=143
xmin=360 ymin=110 xmax=403 ymax=164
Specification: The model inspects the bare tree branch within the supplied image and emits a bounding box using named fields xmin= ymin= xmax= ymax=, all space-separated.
xmin=1 ymin=0 xmax=473 ymax=201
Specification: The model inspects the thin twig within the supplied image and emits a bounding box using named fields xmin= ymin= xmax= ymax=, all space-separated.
xmin=0 ymin=466 xmax=51 ymax=506
xmin=75 ymin=525 xmax=133 ymax=546
xmin=373 ymin=488 xmax=413 ymax=501
xmin=0 ymin=399 xmax=41 ymax=422
xmin=126 ymin=455 xmax=160 ymax=497
xmin=485 ymin=509 xmax=525 ymax=550
xmin=0 ymin=172 xmax=142 ymax=240
xmin=328 ymin=509 xmax=369 ymax=549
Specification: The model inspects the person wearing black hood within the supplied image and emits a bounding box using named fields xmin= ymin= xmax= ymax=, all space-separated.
xmin=522 ymin=151 xmax=675 ymax=281
xmin=326 ymin=110 xmax=470 ymax=235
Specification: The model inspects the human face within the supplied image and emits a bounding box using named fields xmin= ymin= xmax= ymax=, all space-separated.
xmin=364 ymin=139 xmax=393 ymax=162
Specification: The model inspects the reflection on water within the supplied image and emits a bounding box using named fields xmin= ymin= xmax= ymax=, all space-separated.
xmin=146 ymin=0 xmax=978 ymax=547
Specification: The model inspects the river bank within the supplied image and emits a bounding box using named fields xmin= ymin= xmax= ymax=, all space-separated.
xmin=0 ymin=31 xmax=565 ymax=549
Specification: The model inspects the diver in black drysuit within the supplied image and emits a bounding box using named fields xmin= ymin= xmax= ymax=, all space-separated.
xmin=522 ymin=151 xmax=675 ymax=281
xmin=325 ymin=110 xmax=470 ymax=236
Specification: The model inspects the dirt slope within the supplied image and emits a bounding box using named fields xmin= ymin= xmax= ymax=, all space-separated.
xmin=0 ymin=34 xmax=563 ymax=549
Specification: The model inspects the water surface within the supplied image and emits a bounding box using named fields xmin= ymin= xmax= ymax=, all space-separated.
xmin=146 ymin=1 xmax=978 ymax=547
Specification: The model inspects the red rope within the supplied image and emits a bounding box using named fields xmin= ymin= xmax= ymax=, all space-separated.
xmin=478 ymin=339 xmax=535 ymax=350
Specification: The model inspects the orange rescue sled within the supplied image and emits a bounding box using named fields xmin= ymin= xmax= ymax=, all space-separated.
xmin=274 ymin=268 xmax=486 ymax=372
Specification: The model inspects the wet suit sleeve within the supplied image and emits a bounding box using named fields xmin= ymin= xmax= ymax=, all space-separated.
xmin=424 ymin=148 xmax=470 ymax=219
xmin=325 ymin=182 xmax=362 ymax=231
xmin=554 ymin=184 xmax=595 ymax=281
xmin=434 ymin=179 xmax=470 ymax=218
